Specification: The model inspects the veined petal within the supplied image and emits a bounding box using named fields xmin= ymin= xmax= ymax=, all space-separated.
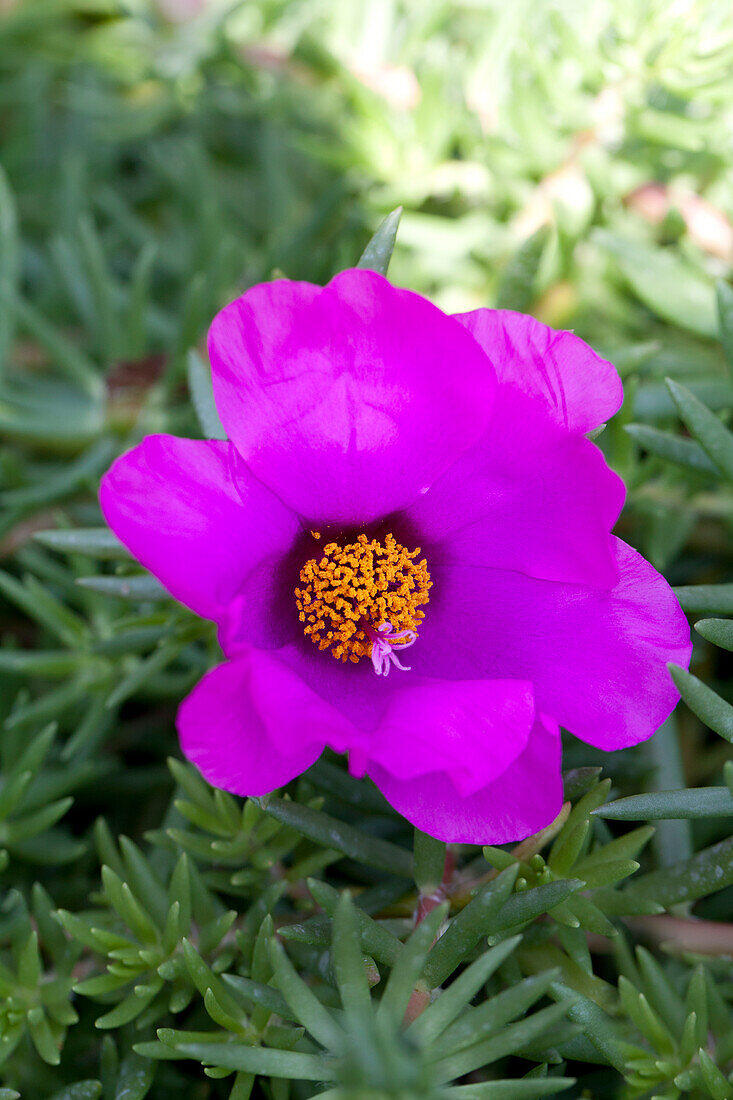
xmin=454 ymin=308 xmax=622 ymax=434
xmin=100 ymin=435 xmax=301 ymax=646
xmin=177 ymin=649 xmax=347 ymax=796
xmin=369 ymin=714 xmax=562 ymax=845
xmin=270 ymin=643 xmax=535 ymax=797
xmin=367 ymin=678 xmax=535 ymax=797
xmin=208 ymin=269 xmax=495 ymax=525
xmin=405 ymin=384 xmax=624 ymax=587
xmin=410 ymin=538 xmax=691 ymax=751
xmin=194 ymin=638 xmax=544 ymax=839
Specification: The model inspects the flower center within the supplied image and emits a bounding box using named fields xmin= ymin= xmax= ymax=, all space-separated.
xmin=295 ymin=533 xmax=431 ymax=675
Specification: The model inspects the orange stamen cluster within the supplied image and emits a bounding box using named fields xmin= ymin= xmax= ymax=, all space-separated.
xmin=295 ymin=533 xmax=431 ymax=663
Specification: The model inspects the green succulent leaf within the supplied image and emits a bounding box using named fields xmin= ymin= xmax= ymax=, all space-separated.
xmin=187 ymin=349 xmax=227 ymax=441
xmin=594 ymin=231 xmax=717 ymax=338
xmin=495 ymin=224 xmax=551 ymax=311
xmin=75 ymin=575 xmax=169 ymax=601
xmin=3 ymin=14 xmax=733 ymax=1098
xmin=156 ymin=1031 xmax=337 ymax=1080
xmin=253 ymin=796 xmax=413 ymax=877
xmin=356 ymin=207 xmax=402 ymax=276
xmin=669 ymin=664 xmax=733 ymax=743
xmin=665 ymin=378 xmax=733 ymax=480
xmin=695 ymin=617 xmax=733 ymax=650
xmin=618 ymin=836 xmax=733 ymax=909
xmin=422 ymin=866 xmax=519 ymax=988
xmin=34 ymin=528 xmax=129 ymax=560
xmin=673 ymin=584 xmax=733 ymax=614
xmin=594 ymin=787 xmax=733 ymax=819
xmin=716 ymin=279 xmax=733 ymax=370
xmin=625 ymin=423 xmax=719 ymax=474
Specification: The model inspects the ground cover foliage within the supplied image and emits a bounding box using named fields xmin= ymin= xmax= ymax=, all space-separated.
xmin=0 ymin=0 xmax=732 ymax=1096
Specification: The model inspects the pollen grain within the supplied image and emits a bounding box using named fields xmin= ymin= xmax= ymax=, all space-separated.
xmin=295 ymin=533 xmax=431 ymax=664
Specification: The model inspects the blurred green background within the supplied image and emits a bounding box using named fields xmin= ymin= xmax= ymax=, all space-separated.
xmin=2 ymin=1 xmax=733 ymax=1097
xmin=4 ymin=1 xmax=733 ymax=340
xmin=2 ymin=0 xmax=733 ymax=563
xmin=3 ymin=0 xmax=733 ymax=636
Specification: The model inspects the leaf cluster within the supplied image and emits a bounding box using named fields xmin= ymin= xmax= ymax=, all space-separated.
xmin=1 ymin=3 xmax=733 ymax=1098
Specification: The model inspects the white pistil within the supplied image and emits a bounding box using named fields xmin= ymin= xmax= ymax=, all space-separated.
xmin=367 ymin=621 xmax=417 ymax=677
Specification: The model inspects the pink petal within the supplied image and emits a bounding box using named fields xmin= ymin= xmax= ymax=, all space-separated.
xmin=100 ymin=435 xmax=301 ymax=647
xmin=369 ymin=714 xmax=562 ymax=845
xmin=208 ymin=269 xmax=495 ymax=525
xmin=367 ymin=678 xmax=535 ymax=796
xmin=405 ymin=383 xmax=624 ymax=587
xmin=410 ymin=538 xmax=691 ymax=751
xmin=275 ymin=641 xmax=396 ymax=732
xmin=270 ymin=644 xmax=534 ymax=797
xmin=177 ymin=648 xmax=349 ymax=796
xmin=454 ymin=308 xmax=622 ymax=433
xmin=182 ymin=638 xmax=545 ymax=839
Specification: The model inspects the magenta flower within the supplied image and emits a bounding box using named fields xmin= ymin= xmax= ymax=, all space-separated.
xmin=100 ymin=270 xmax=691 ymax=844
